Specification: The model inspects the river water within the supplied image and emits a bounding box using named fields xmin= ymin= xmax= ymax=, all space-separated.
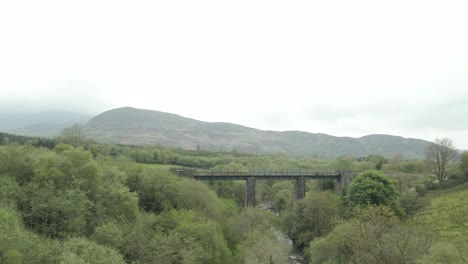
xmin=274 ymin=229 xmax=306 ymax=264
xmin=257 ymin=202 xmax=306 ymax=264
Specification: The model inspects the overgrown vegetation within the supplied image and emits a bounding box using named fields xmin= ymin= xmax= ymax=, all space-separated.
xmin=0 ymin=141 xmax=287 ymax=263
xmin=1 ymin=133 xmax=467 ymax=263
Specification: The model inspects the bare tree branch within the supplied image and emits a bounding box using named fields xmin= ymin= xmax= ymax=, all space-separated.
xmin=425 ymin=138 xmax=458 ymax=184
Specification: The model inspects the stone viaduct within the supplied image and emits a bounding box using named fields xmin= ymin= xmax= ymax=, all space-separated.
xmin=174 ymin=169 xmax=355 ymax=207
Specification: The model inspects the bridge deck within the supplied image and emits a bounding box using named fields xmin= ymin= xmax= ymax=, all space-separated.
xmin=192 ymin=171 xmax=341 ymax=180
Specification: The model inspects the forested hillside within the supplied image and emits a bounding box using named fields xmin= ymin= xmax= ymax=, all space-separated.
xmin=82 ymin=107 xmax=432 ymax=158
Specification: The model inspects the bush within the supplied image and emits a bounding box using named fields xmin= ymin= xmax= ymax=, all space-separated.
xmin=346 ymin=170 xmax=403 ymax=217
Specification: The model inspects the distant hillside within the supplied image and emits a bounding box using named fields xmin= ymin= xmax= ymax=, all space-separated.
xmin=0 ymin=111 xmax=90 ymax=137
xmin=82 ymin=107 xmax=432 ymax=158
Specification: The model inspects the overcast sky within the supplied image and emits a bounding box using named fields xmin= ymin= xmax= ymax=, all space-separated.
xmin=1 ymin=0 xmax=468 ymax=148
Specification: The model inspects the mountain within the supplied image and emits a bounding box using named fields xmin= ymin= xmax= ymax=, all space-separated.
xmin=82 ymin=107 xmax=432 ymax=158
xmin=8 ymin=123 xmax=72 ymax=137
xmin=0 ymin=111 xmax=91 ymax=137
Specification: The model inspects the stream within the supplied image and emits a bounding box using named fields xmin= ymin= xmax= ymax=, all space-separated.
xmin=257 ymin=202 xmax=306 ymax=264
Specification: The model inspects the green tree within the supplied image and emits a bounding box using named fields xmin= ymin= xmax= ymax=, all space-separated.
xmin=91 ymin=221 xmax=124 ymax=251
xmin=177 ymin=180 xmax=223 ymax=219
xmin=57 ymin=124 xmax=87 ymax=146
xmin=92 ymin=181 xmax=138 ymax=228
xmin=237 ymin=229 xmax=289 ymax=264
xmin=0 ymin=206 xmax=62 ymax=263
xmin=0 ymin=176 xmax=23 ymax=209
xmin=290 ymin=191 xmax=341 ymax=249
xmin=346 ymin=170 xmax=403 ymax=217
xmin=0 ymin=145 xmax=36 ymax=184
xmin=425 ymin=138 xmax=458 ymax=184
xmin=229 ymin=208 xmax=289 ymax=264
xmin=272 ymin=181 xmax=293 ymax=212
xmin=117 ymin=210 xmax=233 ymax=264
xmin=129 ymin=168 xmax=178 ymax=214
xmin=23 ymin=184 xmax=91 ymax=237
xmin=60 ymin=237 xmax=126 ymax=264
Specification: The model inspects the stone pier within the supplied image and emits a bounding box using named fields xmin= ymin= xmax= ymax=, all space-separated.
xmin=245 ymin=177 xmax=256 ymax=207
xmin=335 ymin=170 xmax=353 ymax=193
xmin=294 ymin=177 xmax=306 ymax=200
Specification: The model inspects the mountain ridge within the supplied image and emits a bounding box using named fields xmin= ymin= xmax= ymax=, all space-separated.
xmin=82 ymin=107 xmax=432 ymax=158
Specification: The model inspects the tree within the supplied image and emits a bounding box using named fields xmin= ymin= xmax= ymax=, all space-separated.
xmin=460 ymin=151 xmax=468 ymax=180
xmin=176 ymin=180 xmax=223 ymax=219
xmin=425 ymin=138 xmax=458 ymax=184
xmin=346 ymin=170 xmax=403 ymax=217
xmin=60 ymin=237 xmax=126 ymax=264
xmin=229 ymin=208 xmax=289 ymax=264
xmin=57 ymin=124 xmax=87 ymax=146
xmin=129 ymin=168 xmax=178 ymax=214
xmin=290 ymin=191 xmax=342 ymax=249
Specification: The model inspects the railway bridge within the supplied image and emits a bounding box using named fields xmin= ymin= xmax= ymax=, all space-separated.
xmin=173 ymin=169 xmax=356 ymax=207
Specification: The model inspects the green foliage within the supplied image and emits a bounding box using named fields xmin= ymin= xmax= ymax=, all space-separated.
xmin=346 ymin=170 xmax=403 ymax=217
xmin=237 ymin=228 xmax=289 ymax=264
xmin=228 ymin=208 xmax=289 ymax=264
xmin=288 ymin=191 xmax=342 ymax=249
xmin=0 ymin=132 xmax=56 ymax=149
xmin=4 ymin=249 xmax=23 ymax=264
xmin=0 ymin=206 xmax=62 ymax=263
xmin=209 ymin=180 xmax=246 ymax=206
xmin=24 ymin=185 xmax=91 ymax=237
xmin=173 ymin=215 xmax=232 ymax=263
xmin=93 ymin=178 xmax=139 ymax=227
xmin=460 ymin=151 xmax=468 ymax=180
xmin=0 ymin=139 xmax=297 ymax=263
xmin=0 ymin=176 xmax=23 ymax=209
xmin=91 ymin=221 xmax=124 ymax=250
xmin=272 ymin=181 xmax=293 ymax=212
xmin=333 ymin=156 xmax=355 ymax=170
xmin=418 ymin=242 xmax=464 ymax=264
xmin=2 ymin=134 xmax=456 ymax=263
xmin=0 ymin=145 xmax=36 ymax=184
xmin=103 ymin=210 xmax=234 ymax=264
xmin=307 ymin=206 xmax=433 ymax=264
xmin=128 ymin=167 xmax=178 ymax=213
xmin=60 ymin=237 xmax=126 ymax=264
xmin=399 ymin=189 xmax=427 ymax=216
xmin=177 ymin=179 xmax=223 ymax=219
xmin=56 ymin=125 xmax=89 ymax=147
xmin=410 ymin=184 xmax=468 ymax=260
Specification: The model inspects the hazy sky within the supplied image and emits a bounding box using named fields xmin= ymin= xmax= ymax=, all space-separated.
xmin=1 ymin=1 xmax=468 ymax=148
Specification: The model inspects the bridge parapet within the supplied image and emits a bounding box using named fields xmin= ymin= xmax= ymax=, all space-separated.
xmin=192 ymin=170 xmax=343 ymax=180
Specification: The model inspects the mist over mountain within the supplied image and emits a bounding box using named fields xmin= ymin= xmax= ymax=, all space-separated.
xmin=81 ymin=107 xmax=431 ymax=158
xmin=0 ymin=111 xmax=91 ymax=137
